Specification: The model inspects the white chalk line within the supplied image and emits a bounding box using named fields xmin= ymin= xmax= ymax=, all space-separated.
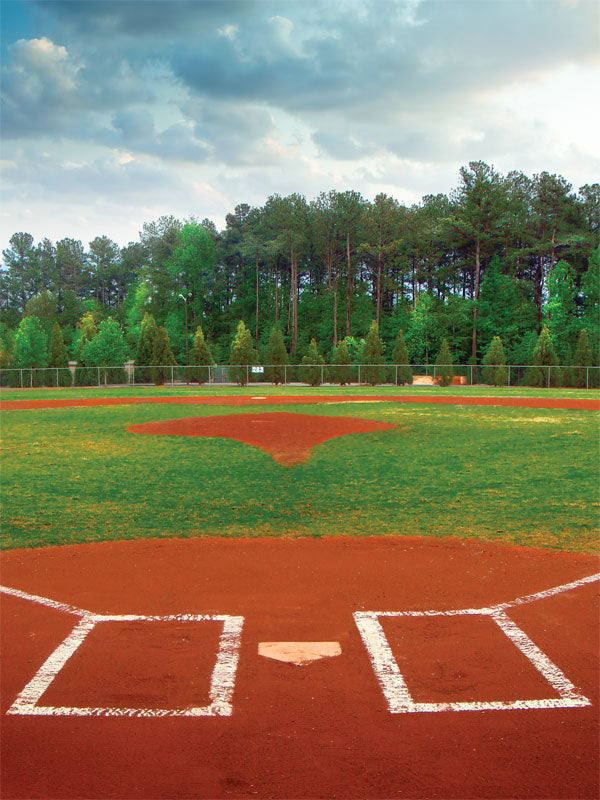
xmin=354 ymin=571 xmax=599 ymax=714
xmin=1 ymin=584 xmax=244 ymax=718
xmin=3 ymin=572 xmax=598 ymax=717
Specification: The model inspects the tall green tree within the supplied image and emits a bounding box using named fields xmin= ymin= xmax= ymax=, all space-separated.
xmin=189 ymin=325 xmax=214 ymax=384
xmin=546 ymin=259 xmax=578 ymax=361
xmin=482 ymin=336 xmax=507 ymax=386
xmin=300 ymin=338 xmax=324 ymax=386
xmin=82 ymin=317 xmax=128 ymax=384
xmin=331 ymin=338 xmax=352 ymax=385
xmin=229 ymin=320 xmax=256 ymax=386
xmin=573 ymin=328 xmax=594 ymax=388
xmin=529 ymin=325 xmax=560 ymax=387
xmin=264 ymin=326 xmax=289 ymax=385
xmin=435 ymin=338 xmax=454 ymax=386
xmin=49 ymin=322 xmax=71 ymax=385
xmin=151 ymin=327 xmax=175 ymax=385
xmin=12 ymin=315 xmax=48 ymax=369
xmin=361 ymin=321 xmax=386 ymax=385
xmin=392 ymin=328 xmax=412 ymax=385
xmin=136 ymin=312 xmax=158 ymax=382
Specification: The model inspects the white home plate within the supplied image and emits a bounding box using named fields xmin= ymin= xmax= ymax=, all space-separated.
xmin=258 ymin=642 xmax=342 ymax=666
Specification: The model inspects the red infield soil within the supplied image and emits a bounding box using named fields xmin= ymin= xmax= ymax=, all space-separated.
xmin=1 ymin=393 xmax=599 ymax=411
xmin=1 ymin=536 xmax=598 ymax=800
xmin=127 ymin=412 xmax=396 ymax=465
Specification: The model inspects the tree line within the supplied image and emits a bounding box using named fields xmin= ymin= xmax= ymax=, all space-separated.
xmin=1 ymin=161 xmax=598 ymax=383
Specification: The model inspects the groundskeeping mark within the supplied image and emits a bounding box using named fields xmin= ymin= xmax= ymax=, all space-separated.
xmin=354 ymin=572 xmax=599 ymax=714
xmin=0 ymin=585 xmax=244 ymax=718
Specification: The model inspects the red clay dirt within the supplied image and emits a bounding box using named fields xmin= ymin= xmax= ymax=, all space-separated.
xmin=127 ymin=411 xmax=397 ymax=465
xmin=1 ymin=393 xmax=599 ymax=411
xmin=1 ymin=536 xmax=598 ymax=800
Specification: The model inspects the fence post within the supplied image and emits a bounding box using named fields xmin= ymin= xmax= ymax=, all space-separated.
xmin=171 ymin=365 xmax=174 ymax=386
xmin=284 ymin=364 xmax=287 ymax=385
xmin=56 ymin=368 xmax=59 ymax=387
xmin=321 ymin=364 xmax=324 ymax=385
xmin=358 ymin=364 xmax=361 ymax=384
xmin=97 ymin=367 xmax=100 ymax=386
xmin=246 ymin=364 xmax=249 ymax=385
xmin=30 ymin=369 xmax=33 ymax=388
xmin=586 ymin=367 xmax=589 ymax=389
xmin=20 ymin=369 xmax=23 ymax=388
xmin=547 ymin=366 xmax=551 ymax=389
xmin=395 ymin=365 xmax=398 ymax=386
xmin=507 ymin=365 xmax=510 ymax=387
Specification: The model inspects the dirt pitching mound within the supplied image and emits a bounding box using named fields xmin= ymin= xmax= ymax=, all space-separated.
xmin=127 ymin=411 xmax=396 ymax=465
xmin=1 ymin=536 xmax=598 ymax=799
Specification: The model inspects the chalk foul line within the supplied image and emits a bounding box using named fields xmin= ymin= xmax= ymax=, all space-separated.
xmin=2 ymin=571 xmax=598 ymax=717
xmin=354 ymin=572 xmax=599 ymax=714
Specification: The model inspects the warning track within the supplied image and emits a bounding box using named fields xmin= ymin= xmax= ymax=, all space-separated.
xmin=1 ymin=393 xmax=599 ymax=411
xmin=1 ymin=535 xmax=598 ymax=799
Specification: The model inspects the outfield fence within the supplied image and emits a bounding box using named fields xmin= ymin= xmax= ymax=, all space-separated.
xmin=1 ymin=363 xmax=599 ymax=389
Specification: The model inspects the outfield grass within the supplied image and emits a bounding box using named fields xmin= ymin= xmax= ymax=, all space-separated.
xmin=1 ymin=383 xmax=598 ymax=401
xmin=1 ymin=395 xmax=598 ymax=553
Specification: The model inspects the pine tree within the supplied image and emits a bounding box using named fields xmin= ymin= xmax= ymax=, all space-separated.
xmin=300 ymin=338 xmax=324 ymax=386
xmin=392 ymin=328 xmax=412 ymax=385
xmin=74 ymin=311 xmax=98 ymax=386
xmin=151 ymin=326 xmax=175 ymax=385
xmin=49 ymin=322 xmax=71 ymax=386
xmin=264 ymin=326 xmax=289 ymax=385
xmin=530 ymin=325 xmax=560 ymax=387
xmin=361 ymin=320 xmax=386 ymax=385
xmin=331 ymin=338 xmax=351 ymax=385
xmin=483 ymin=336 xmax=507 ymax=386
xmin=435 ymin=338 xmax=454 ymax=387
xmin=574 ymin=328 xmax=593 ymax=388
xmin=82 ymin=317 xmax=129 ymax=384
xmin=13 ymin=316 xmax=49 ymax=385
xmin=136 ymin=312 xmax=158 ymax=383
xmin=189 ymin=325 xmax=214 ymax=384
xmin=229 ymin=320 xmax=255 ymax=386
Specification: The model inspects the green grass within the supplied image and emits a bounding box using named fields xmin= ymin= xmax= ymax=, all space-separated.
xmin=1 ymin=383 xmax=598 ymax=401
xmin=1 ymin=397 xmax=598 ymax=553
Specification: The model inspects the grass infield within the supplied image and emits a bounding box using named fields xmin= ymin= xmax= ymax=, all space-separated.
xmin=1 ymin=387 xmax=598 ymax=553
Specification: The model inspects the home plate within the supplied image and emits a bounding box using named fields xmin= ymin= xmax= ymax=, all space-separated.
xmin=258 ymin=642 xmax=342 ymax=666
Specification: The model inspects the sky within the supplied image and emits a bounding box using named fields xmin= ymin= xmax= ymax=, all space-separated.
xmin=1 ymin=0 xmax=599 ymax=251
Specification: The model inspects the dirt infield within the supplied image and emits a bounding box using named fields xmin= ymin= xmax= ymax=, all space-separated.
xmin=127 ymin=412 xmax=397 ymax=465
xmin=1 ymin=393 xmax=599 ymax=411
xmin=1 ymin=536 xmax=598 ymax=799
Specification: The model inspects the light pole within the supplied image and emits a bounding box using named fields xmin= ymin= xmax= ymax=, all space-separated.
xmin=178 ymin=293 xmax=189 ymax=365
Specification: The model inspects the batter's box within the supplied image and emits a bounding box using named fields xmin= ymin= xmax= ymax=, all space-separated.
xmin=354 ymin=608 xmax=591 ymax=713
xmin=6 ymin=612 xmax=244 ymax=718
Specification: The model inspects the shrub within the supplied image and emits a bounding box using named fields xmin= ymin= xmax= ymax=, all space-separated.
xmin=230 ymin=321 xmax=256 ymax=386
xmin=189 ymin=325 xmax=214 ymax=384
xmin=331 ymin=339 xmax=352 ymax=385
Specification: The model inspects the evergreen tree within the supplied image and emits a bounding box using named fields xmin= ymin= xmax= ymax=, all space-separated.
xmin=361 ymin=320 xmax=386 ymax=385
xmin=574 ymin=328 xmax=594 ymax=388
xmin=12 ymin=316 xmax=49 ymax=386
xmin=561 ymin=345 xmax=575 ymax=388
xmin=49 ymin=321 xmax=71 ymax=386
xmin=73 ymin=311 xmax=98 ymax=385
xmin=435 ymin=338 xmax=454 ymax=387
xmin=300 ymin=338 xmax=324 ymax=386
xmin=136 ymin=313 xmax=158 ymax=383
xmin=82 ymin=317 xmax=128 ymax=384
xmin=189 ymin=325 xmax=214 ymax=384
xmin=331 ymin=338 xmax=351 ymax=385
xmin=529 ymin=326 xmax=560 ymax=387
xmin=482 ymin=336 xmax=508 ymax=386
xmin=546 ymin=260 xmax=578 ymax=362
xmin=229 ymin=320 xmax=255 ymax=386
xmin=392 ymin=328 xmax=412 ymax=385
xmin=151 ymin=326 xmax=175 ymax=385
xmin=264 ymin=326 xmax=289 ymax=385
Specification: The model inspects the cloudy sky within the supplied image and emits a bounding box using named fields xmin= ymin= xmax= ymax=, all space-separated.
xmin=1 ymin=0 xmax=599 ymax=250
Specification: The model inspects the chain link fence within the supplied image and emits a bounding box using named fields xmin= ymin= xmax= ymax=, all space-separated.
xmin=1 ymin=363 xmax=599 ymax=389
